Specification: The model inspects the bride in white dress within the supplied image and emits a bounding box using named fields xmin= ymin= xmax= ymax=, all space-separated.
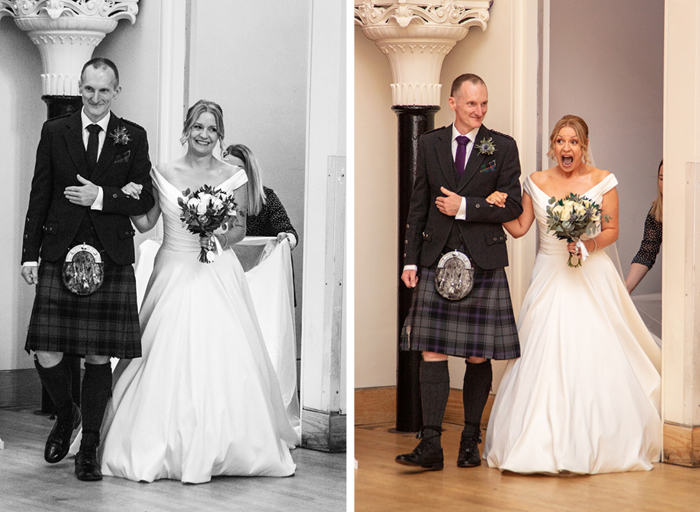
xmin=482 ymin=115 xmax=662 ymax=474
xmin=86 ymin=100 xmax=299 ymax=484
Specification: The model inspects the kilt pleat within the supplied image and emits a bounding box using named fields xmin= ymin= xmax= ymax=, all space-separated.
xmin=25 ymin=260 xmax=142 ymax=358
xmin=400 ymin=265 xmax=520 ymax=360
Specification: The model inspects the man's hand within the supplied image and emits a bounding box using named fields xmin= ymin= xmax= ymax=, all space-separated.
xmin=64 ymin=175 xmax=99 ymax=206
xmin=121 ymin=182 xmax=143 ymax=199
xmin=435 ymin=187 xmax=462 ymax=216
xmin=401 ymin=268 xmax=419 ymax=288
xmin=21 ymin=265 xmax=39 ymax=285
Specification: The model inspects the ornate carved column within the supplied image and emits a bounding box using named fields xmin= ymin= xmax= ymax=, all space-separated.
xmin=355 ymin=0 xmax=489 ymax=432
xmin=1 ymin=0 xmax=139 ymax=116
xmin=1 ymin=0 xmax=139 ymax=413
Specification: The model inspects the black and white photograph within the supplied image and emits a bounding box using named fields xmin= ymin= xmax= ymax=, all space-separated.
xmin=0 ymin=1 xmax=346 ymax=510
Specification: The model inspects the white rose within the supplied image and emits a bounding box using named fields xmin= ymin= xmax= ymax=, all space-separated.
xmin=196 ymin=200 xmax=208 ymax=215
xmin=560 ymin=207 xmax=571 ymax=221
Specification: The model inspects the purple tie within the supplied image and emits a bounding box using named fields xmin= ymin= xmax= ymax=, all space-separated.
xmin=455 ymin=135 xmax=470 ymax=177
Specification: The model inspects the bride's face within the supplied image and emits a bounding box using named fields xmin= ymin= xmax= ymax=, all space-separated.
xmin=553 ymin=126 xmax=584 ymax=172
xmin=187 ymin=112 xmax=220 ymax=155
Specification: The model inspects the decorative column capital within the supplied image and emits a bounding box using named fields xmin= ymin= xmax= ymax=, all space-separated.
xmin=0 ymin=1 xmax=139 ymax=96
xmin=354 ymin=0 xmax=490 ymax=106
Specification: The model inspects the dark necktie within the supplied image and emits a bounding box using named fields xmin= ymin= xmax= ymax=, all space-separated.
xmin=454 ymin=135 xmax=470 ymax=177
xmin=86 ymin=124 xmax=101 ymax=177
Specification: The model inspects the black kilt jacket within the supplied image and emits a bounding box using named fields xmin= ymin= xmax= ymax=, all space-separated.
xmin=404 ymin=124 xmax=523 ymax=270
xmin=21 ymin=111 xmax=155 ymax=266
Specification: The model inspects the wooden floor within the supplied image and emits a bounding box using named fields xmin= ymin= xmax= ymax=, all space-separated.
xmin=0 ymin=407 xmax=346 ymax=512
xmin=355 ymin=421 xmax=700 ymax=512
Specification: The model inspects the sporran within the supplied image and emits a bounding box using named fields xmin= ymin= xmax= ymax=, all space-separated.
xmin=62 ymin=243 xmax=104 ymax=296
xmin=434 ymin=250 xmax=474 ymax=300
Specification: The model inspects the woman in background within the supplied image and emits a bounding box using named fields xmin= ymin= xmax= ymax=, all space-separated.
xmin=625 ymin=160 xmax=663 ymax=294
xmin=223 ymin=143 xmax=298 ymax=249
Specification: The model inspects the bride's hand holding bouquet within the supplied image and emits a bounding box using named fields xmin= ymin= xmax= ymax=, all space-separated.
xmin=178 ymin=185 xmax=238 ymax=263
xmin=546 ymin=193 xmax=609 ymax=267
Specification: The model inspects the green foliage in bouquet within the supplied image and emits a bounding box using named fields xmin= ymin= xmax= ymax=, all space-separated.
xmin=178 ymin=185 xmax=238 ymax=263
xmin=545 ymin=193 xmax=611 ymax=267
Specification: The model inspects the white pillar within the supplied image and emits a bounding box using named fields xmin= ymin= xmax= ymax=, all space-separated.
xmin=354 ymin=0 xmax=490 ymax=107
xmin=300 ymin=0 xmax=346 ymax=451
xmin=0 ymin=0 xmax=139 ymax=96
xmin=661 ymin=0 xmax=700 ymax=467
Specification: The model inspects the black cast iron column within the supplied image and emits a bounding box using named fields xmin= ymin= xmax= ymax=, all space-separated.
xmin=38 ymin=95 xmax=83 ymax=414
xmin=393 ymin=104 xmax=439 ymax=432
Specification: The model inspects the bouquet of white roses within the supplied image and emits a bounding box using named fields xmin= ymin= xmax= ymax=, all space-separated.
xmin=546 ymin=193 xmax=608 ymax=267
xmin=178 ymin=185 xmax=237 ymax=263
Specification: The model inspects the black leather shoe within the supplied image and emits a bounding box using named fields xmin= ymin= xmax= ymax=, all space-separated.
xmin=457 ymin=427 xmax=482 ymax=468
xmin=75 ymin=446 xmax=103 ymax=481
xmin=395 ymin=426 xmax=444 ymax=470
xmin=44 ymin=403 xmax=81 ymax=464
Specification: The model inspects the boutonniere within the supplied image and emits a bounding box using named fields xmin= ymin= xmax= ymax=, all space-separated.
xmin=476 ymin=137 xmax=496 ymax=156
xmin=110 ymin=126 xmax=131 ymax=146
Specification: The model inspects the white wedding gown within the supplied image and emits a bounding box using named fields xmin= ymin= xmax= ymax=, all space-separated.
xmin=483 ymin=174 xmax=662 ymax=474
xmin=84 ymin=168 xmax=299 ymax=483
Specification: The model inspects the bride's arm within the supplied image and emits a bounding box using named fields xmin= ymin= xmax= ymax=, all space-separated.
xmin=486 ymin=191 xmax=535 ymax=239
xmin=216 ymin=185 xmax=247 ymax=248
xmin=122 ymin=183 xmax=161 ymax=233
xmin=568 ymin=187 xmax=619 ymax=255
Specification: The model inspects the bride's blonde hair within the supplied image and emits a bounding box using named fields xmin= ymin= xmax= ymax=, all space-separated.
xmin=547 ymin=115 xmax=591 ymax=164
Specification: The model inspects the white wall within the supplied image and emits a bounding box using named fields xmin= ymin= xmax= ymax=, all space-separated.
xmin=549 ymin=0 xmax=664 ymax=295
xmin=354 ymin=25 xmax=397 ymax=389
xmin=0 ymin=17 xmax=45 ymax=370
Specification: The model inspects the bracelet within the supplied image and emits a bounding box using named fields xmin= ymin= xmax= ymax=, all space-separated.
xmin=218 ymin=233 xmax=229 ymax=250
xmin=591 ymin=238 xmax=597 ymax=253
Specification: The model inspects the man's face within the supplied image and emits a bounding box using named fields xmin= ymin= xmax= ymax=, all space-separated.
xmin=448 ymin=81 xmax=488 ymax=134
xmin=79 ymin=66 xmax=121 ymax=123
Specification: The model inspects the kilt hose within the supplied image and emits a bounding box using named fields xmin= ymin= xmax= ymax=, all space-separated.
xmin=400 ymin=264 xmax=520 ymax=360
xmin=25 ymin=260 xmax=142 ymax=358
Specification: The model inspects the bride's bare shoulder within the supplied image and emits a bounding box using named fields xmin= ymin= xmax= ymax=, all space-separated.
xmin=589 ymin=166 xmax=611 ymax=185
xmin=155 ymin=159 xmax=182 ymax=177
xmin=530 ymin=168 xmax=555 ymax=186
xmin=216 ymin=159 xmax=242 ymax=179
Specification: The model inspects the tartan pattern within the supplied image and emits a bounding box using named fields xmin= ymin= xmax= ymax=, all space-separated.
xmin=400 ymin=265 xmax=520 ymax=360
xmin=25 ymin=260 xmax=142 ymax=358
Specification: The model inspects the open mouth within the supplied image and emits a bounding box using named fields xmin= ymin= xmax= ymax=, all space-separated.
xmin=562 ymin=156 xmax=573 ymax=166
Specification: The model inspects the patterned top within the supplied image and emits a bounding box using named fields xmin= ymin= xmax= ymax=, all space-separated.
xmin=631 ymin=208 xmax=662 ymax=269
xmin=246 ymin=187 xmax=298 ymax=243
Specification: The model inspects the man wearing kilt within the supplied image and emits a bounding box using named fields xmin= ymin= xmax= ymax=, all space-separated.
xmin=395 ymin=74 xmax=523 ymax=470
xmin=20 ymin=58 xmax=154 ymax=481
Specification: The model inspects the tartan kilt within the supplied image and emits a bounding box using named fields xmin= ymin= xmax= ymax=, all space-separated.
xmin=25 ymin=260 xmax=142 ymax=358
xmin=400 ymin=265 xmax=520 ymax=360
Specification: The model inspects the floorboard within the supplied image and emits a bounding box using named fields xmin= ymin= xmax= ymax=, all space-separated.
xmin=0 ymin=407 xmax=346 ymax=511
xmin=355 ymin=421 xmax=700 ymax=512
